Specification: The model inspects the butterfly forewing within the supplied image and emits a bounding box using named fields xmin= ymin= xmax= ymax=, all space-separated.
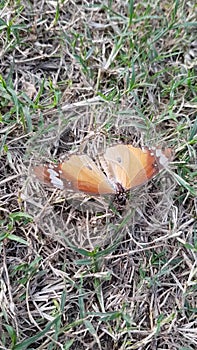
xmin=126 ymin=145 xmax=160 ymax=188
xmin=60 ymin=155 xmax=115 ymax=194
xmin=34 ymin=155 xmax=115 ymax=194
xmin=102 ymin=145 xmax=169 ymax=190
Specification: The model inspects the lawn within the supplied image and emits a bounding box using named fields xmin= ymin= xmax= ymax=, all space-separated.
xmin=0 ymin=1 xmax=197 ymax=349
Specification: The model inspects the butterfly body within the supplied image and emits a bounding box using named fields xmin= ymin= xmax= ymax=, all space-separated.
xmin=34 ymin=144 xmax=171 ymax=196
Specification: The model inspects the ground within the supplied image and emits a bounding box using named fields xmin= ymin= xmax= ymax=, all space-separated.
xmin=0 ymin=1 xmax=197 ymax=349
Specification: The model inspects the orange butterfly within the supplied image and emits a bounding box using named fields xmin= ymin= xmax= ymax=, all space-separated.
xmin=34 ymin=145 xmax=171 ymax=198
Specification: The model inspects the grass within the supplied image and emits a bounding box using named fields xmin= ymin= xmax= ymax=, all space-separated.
xmin=0 ymin=0 xmax=197 ymax=349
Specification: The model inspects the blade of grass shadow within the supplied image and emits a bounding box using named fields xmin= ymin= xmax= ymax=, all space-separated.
xmin=13 ymin=316 xmax=61 ymax=350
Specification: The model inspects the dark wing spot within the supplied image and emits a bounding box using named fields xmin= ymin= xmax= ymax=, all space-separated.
xmin=116 ymin=157 xmax=122 ymax=163
xmin=86 ymin=165 xmax=93 ymax=171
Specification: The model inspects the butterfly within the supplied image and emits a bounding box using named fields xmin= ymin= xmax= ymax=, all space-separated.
xmin=33 ymin=144 xmax=171 ymax=200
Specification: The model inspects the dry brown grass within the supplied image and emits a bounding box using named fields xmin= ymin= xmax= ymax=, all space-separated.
xmin=0 ymin=1 xmax=197 ymax=349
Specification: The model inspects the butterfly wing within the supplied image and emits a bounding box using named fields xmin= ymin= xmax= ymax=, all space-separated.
xmin=102 ymin=145 xmax=171 ymax=190
xmin=34 ymin=154 xmax=115 ymax=195
xmin=34 ymin=145 xmax=171 ymax=194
